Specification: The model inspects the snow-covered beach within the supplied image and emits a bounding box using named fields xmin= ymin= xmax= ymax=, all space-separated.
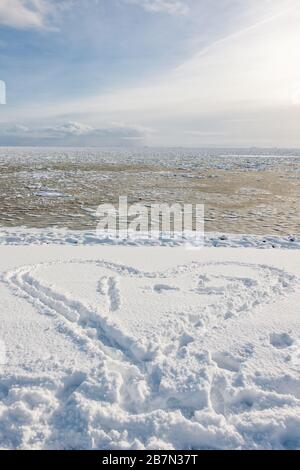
xmin=2 ymin=0 xmax=300 ymax=456
xmin=1 ymin=233 xmax=300 ymax=450
xmin=0 ymin=149 xmax=299 ymax=450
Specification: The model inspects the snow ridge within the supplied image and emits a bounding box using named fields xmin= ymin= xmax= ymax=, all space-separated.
xmin=0 ymin=227 xmax=299 ymax=249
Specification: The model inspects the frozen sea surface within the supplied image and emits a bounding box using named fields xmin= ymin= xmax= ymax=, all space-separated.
xmin=0 ymin=147 xmax=300 ymax=235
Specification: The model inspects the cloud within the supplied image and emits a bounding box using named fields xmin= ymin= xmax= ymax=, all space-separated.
xmin=0 ymin=0 xmax=72 ymax=30
xmin=3 ymin=124 xmax=30 ymax=134
xmin=0 ymin=121 xmax=151 ymax=146
xmin=124 ymin=0 xmax=189 ymax=15
xmin=2 ymin=0 xmax=300 ymax=147
xmin=46 ymin=0 xmax=298 ymax=147
xmin=0 ymin=0 xmax=189 ymax=32
xmin=46 ymin=121 xmax=95 ymax=137
xmin=0 ymin=0 xmax=52 ymax=30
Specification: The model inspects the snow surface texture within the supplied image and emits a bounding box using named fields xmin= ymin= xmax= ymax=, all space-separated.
xmin=0 ymin=227 xmax=299 ymax=249
xmin=0 ymin=244 xmax=300 ymax=449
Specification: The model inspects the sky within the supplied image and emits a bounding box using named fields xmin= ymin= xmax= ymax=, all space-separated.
xmin=0 ymin=0 xmax=300 ymax=147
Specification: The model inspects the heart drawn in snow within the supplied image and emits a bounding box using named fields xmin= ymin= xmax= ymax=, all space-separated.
xmin=3 ymin=259 xmax=296 ymax=362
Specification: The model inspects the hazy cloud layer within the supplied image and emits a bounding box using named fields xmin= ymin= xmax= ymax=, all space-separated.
xmin=125 ymin=0 xmax=189 ymax=15
xmin=0 ymin=0 xmax=189 ymax=31
xmin=0 ymin=121 xmax=150 ymax=146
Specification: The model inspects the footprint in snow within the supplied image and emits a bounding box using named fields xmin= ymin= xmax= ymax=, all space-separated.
xmin=212 ymin=344 xmax=254 ymax=373
xmin=270 ymin=333 xmax=294 ymax=349
xmin=212 ymin=351 xmax=243 ymax=373
xmin=153 ymin=284 xmax=179 ymax=294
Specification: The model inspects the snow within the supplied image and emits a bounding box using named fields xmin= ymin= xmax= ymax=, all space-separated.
xmin=0 ymin=227 xmax=299 ymax=249
xmin=0 ymin=235 xmax=300 ymax=450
